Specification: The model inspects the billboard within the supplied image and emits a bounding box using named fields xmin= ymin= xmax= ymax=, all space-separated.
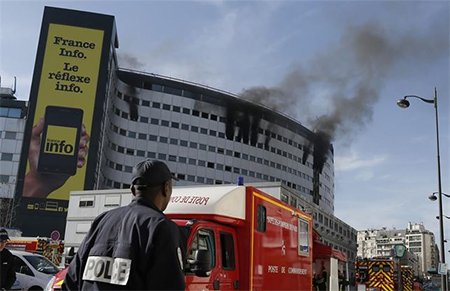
xmin=14 ymin=7 xmax=118 ymax=237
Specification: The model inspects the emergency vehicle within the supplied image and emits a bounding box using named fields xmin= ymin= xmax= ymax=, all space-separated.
xmin=62 ymin=184 xmax=349 ymax=290
xmin=355 ymin=257 xmax=414 ymax=291
xmin=7 ymin=237 xmax=64 ymax=265
xmin=165 ymin=185 xmax=313 ymax=290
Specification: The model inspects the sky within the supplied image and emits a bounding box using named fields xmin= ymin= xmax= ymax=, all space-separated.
xmin=1 ymin=0 xmax=449 ymax=257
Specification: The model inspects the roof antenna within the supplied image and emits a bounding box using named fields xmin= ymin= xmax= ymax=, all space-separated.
xmin=13 ymin=77 xmax=16 ymax=94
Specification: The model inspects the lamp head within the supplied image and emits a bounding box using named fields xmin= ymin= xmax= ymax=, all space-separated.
xmin=429 ymin=194 xmax=438 ymax=201
xmin=397 ymin=98 xmax=410 ymax=108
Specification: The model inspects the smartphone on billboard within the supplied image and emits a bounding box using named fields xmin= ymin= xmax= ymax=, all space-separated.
xmin=37 ymin=106 xmax=84 ymax=175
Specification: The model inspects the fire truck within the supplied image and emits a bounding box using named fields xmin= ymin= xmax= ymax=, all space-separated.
xmin=63 ymin=184 xmax=349 ymax=290
xmin=355 ymin=257 xmax=414 ymax=291
xmin=7 ymin=237 xmax=64 ymax=265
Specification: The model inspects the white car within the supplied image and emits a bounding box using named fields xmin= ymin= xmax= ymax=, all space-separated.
xmin=10 ymin=250 xmax=60 ymax=291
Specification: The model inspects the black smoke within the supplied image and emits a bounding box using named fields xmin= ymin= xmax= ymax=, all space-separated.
xmin=239 ymin=20 xmax=448 ymax=172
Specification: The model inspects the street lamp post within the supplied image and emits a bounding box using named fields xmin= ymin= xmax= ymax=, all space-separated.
xmin=397 ymin=88 xmax=446 ymax=291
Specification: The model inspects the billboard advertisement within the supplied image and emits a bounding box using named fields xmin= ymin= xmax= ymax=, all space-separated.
xmin=14 ymin=7 xmax=117 ymax=237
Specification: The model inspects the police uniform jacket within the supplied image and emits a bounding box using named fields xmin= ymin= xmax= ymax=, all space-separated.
xmin=0 ymin=248 xmax=16 ymax=290
xmin=65 ymin=197 xmax=186 ymax=290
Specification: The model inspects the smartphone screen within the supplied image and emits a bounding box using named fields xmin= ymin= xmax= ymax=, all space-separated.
xmin=37 ymin=106 xmax=84 ymax=175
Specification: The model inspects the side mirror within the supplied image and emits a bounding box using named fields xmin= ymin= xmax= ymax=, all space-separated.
xmin=188 ymin=249 xmax=212 ymax=277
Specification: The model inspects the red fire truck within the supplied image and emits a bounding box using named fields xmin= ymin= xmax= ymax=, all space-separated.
xmin=165 ymin=185 xmax=314 ymax=290
xmin=355 ymin=257 xmax=414 ymax=291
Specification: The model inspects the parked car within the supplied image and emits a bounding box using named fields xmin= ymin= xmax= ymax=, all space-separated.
xmin=11 ymin=250 xmax=60 ymax=291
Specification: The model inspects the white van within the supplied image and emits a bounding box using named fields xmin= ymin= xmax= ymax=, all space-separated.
xmin=10 ymin=250 xmax=60 ymax=291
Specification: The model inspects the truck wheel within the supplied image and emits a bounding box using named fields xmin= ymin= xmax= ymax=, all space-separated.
xmin=28 ymin=287 xmax=43 ymax=291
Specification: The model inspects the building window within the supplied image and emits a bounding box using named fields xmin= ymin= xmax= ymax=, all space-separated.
xmin=4 ymin=132 xmax=16 ymax=139
xmin=0 ymin=175 xmax=9 ymax=183
xmin=0 ymin=108 xmax=21 ymax=118
xmin=151 ymin=118 xmax=159 ymax=125
xmin=79 ymin=198 xmax=94 ymax=207
xmin=1 ymin=153 xmax=13 ymax=161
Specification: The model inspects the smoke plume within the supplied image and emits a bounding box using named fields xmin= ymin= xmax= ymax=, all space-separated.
xmin=118 ymin=52 xmax=146 ymax=70
xmin=239 ymin=21 xmax=448 ymax=171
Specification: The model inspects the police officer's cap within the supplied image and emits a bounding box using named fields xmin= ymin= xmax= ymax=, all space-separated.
xmin=132 ymin=159 xmax=178 ymax=187
xmin=0 ymin=228 xmax=10 ymax=241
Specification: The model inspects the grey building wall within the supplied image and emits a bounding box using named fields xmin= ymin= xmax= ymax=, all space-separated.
xmin=98 ymin=68 xmax=336 ymax=214
xmin=0 ymin=88 xmax=27 ymax=199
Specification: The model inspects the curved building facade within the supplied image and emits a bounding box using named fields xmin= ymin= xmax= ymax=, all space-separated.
xmin=98 ymin=69 xmax=335 ymax=214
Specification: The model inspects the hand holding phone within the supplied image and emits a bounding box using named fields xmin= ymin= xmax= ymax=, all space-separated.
xmin=22 ymin=113 xmax=90 ymax=198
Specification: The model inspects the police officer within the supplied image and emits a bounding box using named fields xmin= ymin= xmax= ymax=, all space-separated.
xmin=65 ymin=159 xmax=185 ymax=290
xmin=0 ymin=228 xmax=16 ymax=291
